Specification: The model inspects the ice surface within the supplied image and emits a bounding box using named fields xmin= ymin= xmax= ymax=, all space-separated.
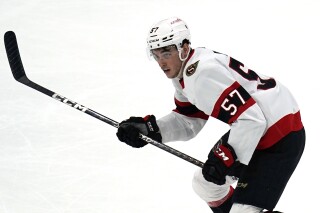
xmin=0 ymin=0 xmax=319 ymax=212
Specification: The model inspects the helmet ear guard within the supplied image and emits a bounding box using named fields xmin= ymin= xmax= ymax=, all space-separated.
xmin=146 ymin=17 xmax=191 ymax=61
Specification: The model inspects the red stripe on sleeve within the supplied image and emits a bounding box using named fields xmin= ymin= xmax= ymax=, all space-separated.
xmin=174 ymin=98 xmax=209 ymax=120
xmin=174 ymin=98 xmax=192 ymax=107
xmin=228 ymin=97 xmax=256 ymax=124
xmin=211 ymin=82 xmax=240 ymax=118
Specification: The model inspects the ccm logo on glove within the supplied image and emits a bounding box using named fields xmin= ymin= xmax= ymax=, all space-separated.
xmin=214 ymin=145 xmax=235 ymax=167
xmin=202 ymin=142 xmax=237 ymax=185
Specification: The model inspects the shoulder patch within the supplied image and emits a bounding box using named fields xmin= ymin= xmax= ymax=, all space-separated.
xmin=186 ymin=60 xmax=200 ymax=77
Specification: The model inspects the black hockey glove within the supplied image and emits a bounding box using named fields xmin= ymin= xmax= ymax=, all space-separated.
xmin=116 ymin=115 xmax=162 ymax=148
xmin=202 ymin=133 xmax=237 ymax=185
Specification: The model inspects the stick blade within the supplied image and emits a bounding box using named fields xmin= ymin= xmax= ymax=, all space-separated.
xmin=4 ymin=31 xmax=28 ymax=81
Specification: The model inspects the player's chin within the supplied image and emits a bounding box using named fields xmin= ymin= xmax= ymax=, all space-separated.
xmin=164 ymin=70 xmax=171 ymax=77
xmin=164 ymin=70 xmax=177 ymax=79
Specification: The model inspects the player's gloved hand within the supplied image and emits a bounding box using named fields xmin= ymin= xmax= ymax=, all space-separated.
xmin=116 ymin=115 xmax=162 ymax=148
xmin=202 ymin=133 xmax=237 ymax=185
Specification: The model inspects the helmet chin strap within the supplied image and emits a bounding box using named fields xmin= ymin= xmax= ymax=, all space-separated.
xmin=178 ymin=46 xmax=191 ymax=61
xmin=177 ymin=46 xmax=191 ymax=78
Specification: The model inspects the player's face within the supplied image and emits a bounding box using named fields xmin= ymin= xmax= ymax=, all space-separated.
xmin=151 ymin=45 xmax=182 ymax=79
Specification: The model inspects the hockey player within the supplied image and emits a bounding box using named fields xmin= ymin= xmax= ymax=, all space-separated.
xmin=116 ymin=17 xmax=305 ymax=213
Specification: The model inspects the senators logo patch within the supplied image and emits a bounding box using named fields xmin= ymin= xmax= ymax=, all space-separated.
xmin=186 ymin=60 xmax=199 ymax=76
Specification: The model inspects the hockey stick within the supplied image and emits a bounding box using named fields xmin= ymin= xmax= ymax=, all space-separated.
xmin=4 ymin=31 xmax=204 ymax=168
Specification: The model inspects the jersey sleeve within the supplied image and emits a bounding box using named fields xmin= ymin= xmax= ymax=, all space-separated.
xmin=156 ymin=111 xmax=207 ymax=143
xmin=173 ymin=89 xmax=209 ymax=120
xmin=194 ymin=63 xmax=267 ymax=164
xmin=156 ymin=89 xmax=208 ymax=143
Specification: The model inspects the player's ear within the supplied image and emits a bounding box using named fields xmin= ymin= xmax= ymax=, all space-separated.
xmin=181 ymin=43 xmax=190 ymax=58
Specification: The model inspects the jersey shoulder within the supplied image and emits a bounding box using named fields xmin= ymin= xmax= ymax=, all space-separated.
xmin=183 ymin=47 xmax=234 ymax=91
xmin=183 ymin=48 xmax=229 ymax=79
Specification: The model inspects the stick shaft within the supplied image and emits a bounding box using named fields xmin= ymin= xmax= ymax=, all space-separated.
xmin=4 ymin=31 xmax=204 ymax=168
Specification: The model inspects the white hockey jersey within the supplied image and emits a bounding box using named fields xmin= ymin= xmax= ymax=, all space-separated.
xmin=157 ymin=47 xmax=303 ymax=165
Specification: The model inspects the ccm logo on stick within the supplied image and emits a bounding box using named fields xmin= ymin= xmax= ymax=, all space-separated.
xmin=52 ymin=93 xmax=88 ymax=112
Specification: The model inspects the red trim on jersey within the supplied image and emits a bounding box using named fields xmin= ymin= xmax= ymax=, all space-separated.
xmin=207 ymin=186 xmax=234 ymax=207
xmin=185 ymin=49 xmax=195 ymax=63
xmin=179 ymin=78 xmax=185 ymax=89
xmin=174 ymin=98 xmax=191 ymax=107
xmin=228 ymin=98 xmax=256 ymax=123
xmin=257 ymin=111 xmax=303 ymax=149
xmin=211 ymin=82 xmax=239 ymax=118
xmin=173 ymin=98 xmax=209 ymax=120
xmin=173 ymin=109 xmax=209 ymax=120
xmin=211 ymin=81 xmax=256 ymax=124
